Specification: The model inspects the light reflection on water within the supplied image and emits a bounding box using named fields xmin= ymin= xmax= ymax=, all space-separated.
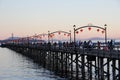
xmin=0 ymin=48 xmax=66 ymax=80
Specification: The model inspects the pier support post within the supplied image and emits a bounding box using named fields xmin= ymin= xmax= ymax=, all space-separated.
xmin=43 ymin=51 xmax=46 ymax=68
xmin=112 ymin=59 xmax=116 ymax=80
xmin=107 ymin=58 xmax=110 ymax=80
xmin=95 ymin=57 xmax=97 ymax=79
xmin=52 ymin=53 xmax=55 ymax=71
xmin=71 ymin=53 xmax=73 ymax=79
xmin=118 ymin=60 xmax=120 ymax=80
xmin=76 ymin=53 xmax=79 ymax=80
xmin=48 ymin=51 xmax=52 ymax=70
xmin=49 ymin=51 xmax=52 ymax=71
xmin=100 ymin=57 xmax=104 ymax=80
xmin=65 ymin=53 xmax=68 ymax=77
xmin=81 ymin=54 xmax=85 ymax=80
xmin=97 ymin=57 xmax=100 ymax=80
xmin=90 ymin=61 xmax=92 ymax=80
xmin=61 ymin=52 xmax=64 ymax=77
xmin=55 ymin=52 xmax=58 ymax=74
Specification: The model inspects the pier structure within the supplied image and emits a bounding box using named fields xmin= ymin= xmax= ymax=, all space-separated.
xmin=1 ymin=24 xmax=120 ymax=80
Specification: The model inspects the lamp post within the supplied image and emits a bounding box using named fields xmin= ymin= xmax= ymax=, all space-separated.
xmin=73 ymin=25 xmax=76 ymax=45
xmin=69 ymin=30 xmax=71 ymax=43
xmin=104 ymin=24 xmax=107 ymax=46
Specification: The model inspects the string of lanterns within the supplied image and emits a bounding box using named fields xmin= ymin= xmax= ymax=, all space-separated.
xmin=48 ymin=32 xmax=70 ymax=38
xmin=75 ymin=27 xmax=105 ymax=34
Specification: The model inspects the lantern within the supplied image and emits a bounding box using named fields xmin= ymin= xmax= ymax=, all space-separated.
xmin=97 ymin=29 xmax=100 ymax=32
xmin=76 ymin=31 xmax=79 ymax=34
xmin=64 ymin=33 xmax=66 ymax=36
xmin=58 ymin=32 xmax=61 ymax=35
xmin=80 ymin=29 xmax=83 ymax=32
xmin=88 ymin=27 xmax=91 ymax=31
xmin=102 ymin=31 xmax=104 ymax=34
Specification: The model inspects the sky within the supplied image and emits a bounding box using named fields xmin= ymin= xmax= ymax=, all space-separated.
xmin=0 ymin=0 xmax=120 ymax=40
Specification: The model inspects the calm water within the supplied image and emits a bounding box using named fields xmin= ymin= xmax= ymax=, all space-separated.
xmin=0 ymin=47 xmax=66 ymax=80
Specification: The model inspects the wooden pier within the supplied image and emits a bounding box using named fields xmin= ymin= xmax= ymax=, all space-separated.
xmin=1 ymin=43 xmax=120 ymax=80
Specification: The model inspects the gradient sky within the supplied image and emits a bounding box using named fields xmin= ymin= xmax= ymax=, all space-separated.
xmin=0 ymin=0 xmax=120 ymax=40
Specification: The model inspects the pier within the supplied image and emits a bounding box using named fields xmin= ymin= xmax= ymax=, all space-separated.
xmin=1 ymin=25 xmax=120 ymax=80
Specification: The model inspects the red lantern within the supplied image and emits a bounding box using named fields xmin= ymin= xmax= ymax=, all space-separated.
xmin=88 ymin=27 xmax=91 ymax=31
xmin=97 ymin=29 xmax=100 ymax=32
xmin=58 ymin=32 xmax=61 ymax=35
xmin=80 ymin=29 xmax=83 ymax=32
xmin=64 ymin=33 xmax=66 ymax=36
xmin=102 ymin=31 xmax=104 ymax=34
xmin=76 ymin=31 xmax=79 ymax=34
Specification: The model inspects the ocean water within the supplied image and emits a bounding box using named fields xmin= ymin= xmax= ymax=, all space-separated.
xmin=0 ymin=47 xmax=66 ymax=80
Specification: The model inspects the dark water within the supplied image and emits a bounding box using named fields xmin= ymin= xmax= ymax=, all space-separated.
xmin=0 ymin=48 xmax=65 ymax=80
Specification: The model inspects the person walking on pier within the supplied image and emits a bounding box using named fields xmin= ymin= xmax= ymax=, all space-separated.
xmin=109 ymin=40 xmax=115 ymax=50
xmin=83 ymin=41 xmax=87 ymax=48
xmin=58 ymin=41 xmax=62 ymax=49
xmin=88 ymin=40 xmax=93 ymax=51
xmin=97 ymin=41 xmax=101 ymax=49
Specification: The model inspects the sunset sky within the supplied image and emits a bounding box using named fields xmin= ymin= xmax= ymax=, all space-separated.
xmin=0 ymin=0 xmax=120 ymax=40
